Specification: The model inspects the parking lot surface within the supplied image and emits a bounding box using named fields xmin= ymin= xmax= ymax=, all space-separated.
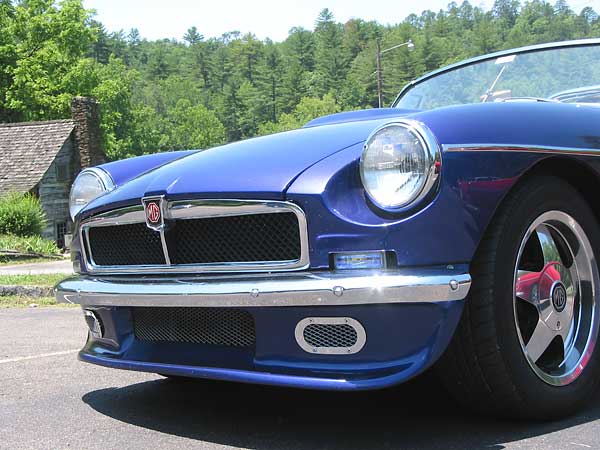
xmin=1 ymin=307 xmax=600 ymax=450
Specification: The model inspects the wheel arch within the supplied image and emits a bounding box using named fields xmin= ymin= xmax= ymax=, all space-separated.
xmin=522 ymin=157 xmax=600 ymax=211
xmin=479 ymin=156 xmax=600 ymax=255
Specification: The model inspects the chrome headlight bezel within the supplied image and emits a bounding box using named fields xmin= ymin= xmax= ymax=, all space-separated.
xmin=69 ymin=168 xmax=115 ymax=220
xmin=359 ymin=119 xmax=441 ymax=213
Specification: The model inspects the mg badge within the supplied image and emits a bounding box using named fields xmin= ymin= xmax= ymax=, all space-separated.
xmin=551 ymin=281 xmax=567 ymax=313
xmin=142 ymin=196 xmax=165 ymax=231
xmin=146 ymin=202 xmax=161 ymax=224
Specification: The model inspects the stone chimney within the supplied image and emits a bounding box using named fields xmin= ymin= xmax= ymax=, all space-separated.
xmin=71 ymin=97 xmax=106 ymax=169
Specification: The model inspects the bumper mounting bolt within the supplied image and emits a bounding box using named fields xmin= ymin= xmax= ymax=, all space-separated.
xmin=333 ymin=286 xmax=344 ymax=297
xmin=250 ymin=288 xmax=259 ymax=298
xmin=449 ymin=280 xmax=459 ymax=291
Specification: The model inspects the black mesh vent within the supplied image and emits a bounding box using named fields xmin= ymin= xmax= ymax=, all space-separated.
xmin=86 ymin=211 xmax=302 ymax=267
xmin=132 ymin=307 xmax=255 ymax=347
xmin=88 ymin=223 xmax=164 ymax=266
xmin=303 ymin=324 xmax=358 ymax=348
xmin=173 ymin=212 xmax=301 ymax=264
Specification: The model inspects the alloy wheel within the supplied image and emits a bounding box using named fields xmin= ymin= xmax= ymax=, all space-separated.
xmin=514 ymin=210 xmax=599 ymax=386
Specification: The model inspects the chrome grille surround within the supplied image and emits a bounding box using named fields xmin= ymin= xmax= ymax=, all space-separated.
xmin=80 ymin=199 xmax=310 ymax=274
xmin=295 ymin=317 xmax=367 ymax=355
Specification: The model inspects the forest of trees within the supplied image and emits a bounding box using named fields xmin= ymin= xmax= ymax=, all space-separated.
xmin=0 ymin=0 xmax=599 ymax=160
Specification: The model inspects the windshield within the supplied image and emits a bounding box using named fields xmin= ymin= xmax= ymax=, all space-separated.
xmin=395 ymin=43 xmax=600 ymax=110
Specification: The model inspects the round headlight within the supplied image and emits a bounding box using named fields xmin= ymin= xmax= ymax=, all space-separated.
xmin=360 ymin=121 xmax=439 ymax=211
xmin=69 ymin=168 xmax=115 ymax=219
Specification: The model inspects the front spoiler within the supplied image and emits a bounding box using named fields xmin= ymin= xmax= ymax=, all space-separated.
xmin=56 ymin=268 xmax=471 ymax=308
xmin=79 ymin=349 xmax=431 ymax=391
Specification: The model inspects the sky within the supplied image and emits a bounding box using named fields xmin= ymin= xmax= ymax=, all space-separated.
xmin=83 ymin=0 xmax=600 ymax=43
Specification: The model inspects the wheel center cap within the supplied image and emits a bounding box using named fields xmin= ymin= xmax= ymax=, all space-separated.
xmin=551 ymin=281 xmax=567 ymax=313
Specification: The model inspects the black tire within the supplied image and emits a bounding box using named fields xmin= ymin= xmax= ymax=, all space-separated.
xmin=437 ymin=175 xmax=600 ymax=420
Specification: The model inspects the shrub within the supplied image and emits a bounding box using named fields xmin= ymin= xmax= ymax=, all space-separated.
xmin=0 ymin=192 xmax=46 ymax=237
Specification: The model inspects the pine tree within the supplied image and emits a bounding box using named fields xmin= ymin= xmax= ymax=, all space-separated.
xmin=314 ymin=9 xmax=348 ymax=99
xmin=183 ymin=26 xmax=204 ymax=45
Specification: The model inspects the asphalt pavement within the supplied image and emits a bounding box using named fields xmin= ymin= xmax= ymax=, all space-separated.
xmin=0 ymin=259 xmax=73 ymax=275
xmin=2 ymin=307 xmax=600 ymax=450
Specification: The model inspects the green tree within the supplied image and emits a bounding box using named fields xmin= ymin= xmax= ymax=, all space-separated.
xmin=313 ymin=9 xmax=348 ymax=99
xmin=91 ymin=56 xmax=139 ymax=159
xmin=259 ymin=94 xmax=340 ymax=135
xmin=2 ymin=0 xmax=96 ymax=120
xmin=1 ymin=0 xmax=599 ymax=161
xmin=166 ymin=98 xmax=225 ymax=150
xmin=0 ymin=0 xmax=18 ymax=121
xmin=233 ymin=33 xmax=263 ymax=84
xmin=284 ymin=27 xmax=315 ymax=71
xmin=147 ymin=40 xmax=173 ymax=79
xmin=89 ymin=20 xmax=111 ymax=63
xmin=259 ymin=41 xmax=283 ymax=122
xmin=492 ymin=0 xmax=520 ymax=27
xmin=183 ymin=26 xmax=204 ymax=45
xmin=280 ymin=60 xmax=309 ymax=111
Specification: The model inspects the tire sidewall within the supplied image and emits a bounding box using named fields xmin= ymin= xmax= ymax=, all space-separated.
xmin=492 ymin=176 xmax=600 ymax=414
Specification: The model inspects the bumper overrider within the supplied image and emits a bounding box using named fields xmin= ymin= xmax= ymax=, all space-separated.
xmin=57 ymin=267 xmax=470 ymax=390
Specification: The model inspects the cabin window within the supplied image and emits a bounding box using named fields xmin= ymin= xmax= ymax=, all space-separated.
xmin=55 ymin=161 xmax=70 ymax=182
xmin=56 ymin=222 xmax=67 ymax=249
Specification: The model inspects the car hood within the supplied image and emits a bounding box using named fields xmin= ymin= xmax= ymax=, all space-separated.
xmin=84 ymin=110 xmax=412 ymax=215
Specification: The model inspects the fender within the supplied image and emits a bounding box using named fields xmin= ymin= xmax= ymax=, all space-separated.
xmin=97 ymin=150 xmax=198 ymax=187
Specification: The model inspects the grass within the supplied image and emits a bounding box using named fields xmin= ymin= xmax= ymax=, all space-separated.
xmin=0 ymin=296 xmax=74 ymax=308
xmin=0 ymin=273 xmax=67 ymax=287
xmin=0 ymin=233 xmax=61 ymax=257
xmin=0 ymin=274 xmax=71 ymax=308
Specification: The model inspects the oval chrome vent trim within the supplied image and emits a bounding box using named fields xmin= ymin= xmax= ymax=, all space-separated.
xmin=294 ymin=317 xmax=366 ymax=355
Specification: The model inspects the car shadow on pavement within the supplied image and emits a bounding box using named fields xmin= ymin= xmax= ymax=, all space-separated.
xmin=83 ymin=370 xmax=600 ymax=450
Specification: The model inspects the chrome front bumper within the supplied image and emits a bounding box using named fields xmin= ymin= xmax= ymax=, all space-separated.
xmin=56 ymin=268 xmax=471 ymax=308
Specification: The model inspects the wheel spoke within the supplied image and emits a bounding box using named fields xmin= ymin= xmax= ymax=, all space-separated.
xmin=564 ymin=265 xmax=578 ymax=321
xmin=515 ymin=270 xmax=540 ymax=306
xmin=538 ymin=295 xmax=554 ymax=319
xmin=526 ymin=319 xmax=556 ymax=363
xmin=564 ymin=265 xmax=576 ymax=293
xmin=535 ymin=224 xmax=562 ymax=266
xmin=559 ymin=319 xmax=575 ymax=353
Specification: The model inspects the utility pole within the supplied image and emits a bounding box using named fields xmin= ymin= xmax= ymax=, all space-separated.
xmin=375 ymin=39 xmax=415 ymax=108
xmin=376 ymin=40 xmax=384 ymax=109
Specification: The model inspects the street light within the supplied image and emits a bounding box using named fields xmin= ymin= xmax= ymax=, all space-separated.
xmin=376 ymin=39 xmax=415 ymax=108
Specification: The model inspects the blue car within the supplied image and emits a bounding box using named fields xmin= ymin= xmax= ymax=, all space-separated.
xmin=58 ymin=39 xmax=600 ymax=420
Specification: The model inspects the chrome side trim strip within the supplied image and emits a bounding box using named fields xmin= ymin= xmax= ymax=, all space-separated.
xmin=80 ymin=199 xmax=310 ymax=275
xmin=56 ymin=269 xmax=471 ymax=308
xmin=443 ymin=143 xmax=600 ymax=157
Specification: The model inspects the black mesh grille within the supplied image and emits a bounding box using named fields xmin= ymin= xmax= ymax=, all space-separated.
xmin=86 ymin=211 xmax=301 ymax=267
xmin=303 ymin=324 xmax=358 ymax=348
xmin=132 ymin=307 xmax=255 ymax=347
xmin=173 ymin=212 xmax=300 ymax=264
xmin=88 ymin=223 xmax=164 ymax=266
